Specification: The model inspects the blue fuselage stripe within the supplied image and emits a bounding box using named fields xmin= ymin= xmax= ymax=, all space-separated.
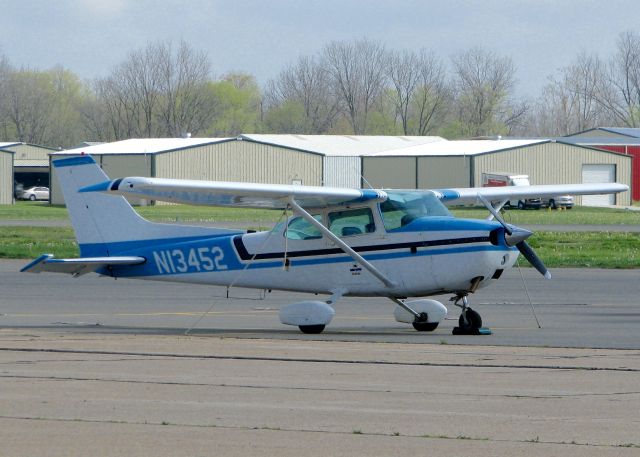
xmin=239 ymin=244 xmax=509 ymax=271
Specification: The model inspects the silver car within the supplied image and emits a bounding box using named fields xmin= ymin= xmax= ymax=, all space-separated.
xmin=542 ymin=195 xmax=574 ymax=209
xmin=20 ymin=186 xmax=50 ymax=201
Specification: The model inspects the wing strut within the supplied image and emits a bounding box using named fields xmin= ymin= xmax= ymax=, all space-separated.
xmin=287 ymin=198 xmax=397 ymax=289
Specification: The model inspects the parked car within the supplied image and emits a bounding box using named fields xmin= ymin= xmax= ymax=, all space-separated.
xmin=542 ymin=195 xmax=574 ymax=209
xmin=19 ymin=186 xmax=49 ymax=201
xmin=481 ymin=172 xmax=542 ymax=209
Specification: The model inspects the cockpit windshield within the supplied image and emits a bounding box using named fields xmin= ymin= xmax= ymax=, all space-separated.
xmin=380 ymin=191 xmax=452 ymax=231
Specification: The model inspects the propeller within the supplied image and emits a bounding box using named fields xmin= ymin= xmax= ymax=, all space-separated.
xmin=515 ymin=240 xmax=552 ymax=280
xmin=477 ymin=194 xmax=551 ymax=280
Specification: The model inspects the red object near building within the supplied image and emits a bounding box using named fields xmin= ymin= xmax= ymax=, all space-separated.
xmin=589 ymin=145 xmax=640 ymax=201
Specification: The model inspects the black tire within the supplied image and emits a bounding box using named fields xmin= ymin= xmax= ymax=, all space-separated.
xmin=458 ymin=308 xmax=482 ymax=330
xmin=29 ymin=195 xmax=36 ymax=201
xmin=517 ymin=201 xmax=524 ymax=210
xmin=299 ymin=324 xmax=325 ymax=334
xmin=412 ymin=321 xmax=439 ymax=332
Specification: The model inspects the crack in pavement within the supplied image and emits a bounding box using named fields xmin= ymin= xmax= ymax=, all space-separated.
xmin=1 ymin=346 xmax=638 ymax=372
xmin=0 ymin=415 xmax=637 ymax=449
xmin=2 ymin=373 xmax=640 ymax=400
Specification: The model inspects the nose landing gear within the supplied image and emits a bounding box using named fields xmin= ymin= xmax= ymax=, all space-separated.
xmin=451 ymin=293 xmax=491 ymax=335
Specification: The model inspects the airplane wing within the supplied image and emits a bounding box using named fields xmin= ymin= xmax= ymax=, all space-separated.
xmin=434 ymin=183 xmax=629 ymax=205
xmin=21 ymin=254 xmax=146 ymax=276
xmin=80 ymin=177 xmax=388 ymax=209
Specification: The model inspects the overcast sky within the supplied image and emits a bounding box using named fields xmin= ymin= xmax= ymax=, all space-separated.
xmin=2 ymin=0 xmax=640 ymax=98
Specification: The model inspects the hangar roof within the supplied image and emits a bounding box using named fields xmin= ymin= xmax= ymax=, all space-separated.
xmin=566 ymin=127 xmax=640 ymax=138
xmin=52 ymin=138 xmax=233 ymax=156
xmin=0 ymin=142 xmax=21 ymax=150
xmin=559 ymin=136 xmax=640 ymax=145
xmin=369 ymin=139 xmax=549 ymax=156
xmin=240 ymin=134 xmax=446 ymax=156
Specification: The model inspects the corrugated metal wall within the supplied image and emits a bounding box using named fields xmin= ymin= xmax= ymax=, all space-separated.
xmin=100 ymin=155 xmax=153 ymax=181
xmin=0 ymin=151 xmax=13 ymax=204
xmin=7 ymin=144 xmax=55 ymax=164
xmin=50 ymin=154 xmax=152 ymax=205
xmin=155 ymin=141 xmax=322 ymax=185
xmin=417 ymin=156 xmax=471 ymax=189
xmin=472 ymin=142 xmax=632 ymax=205
xmin=50 ymin=154 xmax=78 ymax=204
xmin=323 ymin=156 xmax=361 ymax=188
xmin=362 ymin=157 xmax=416 ymax=189
xmin=100 ymin=155 xmax=153 ymax=205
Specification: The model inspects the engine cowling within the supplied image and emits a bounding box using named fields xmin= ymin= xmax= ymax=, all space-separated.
xmin=394 ymin=299 xmax=447 ymax=324
xmin=279 ymin=301 xmax=335 ymax=327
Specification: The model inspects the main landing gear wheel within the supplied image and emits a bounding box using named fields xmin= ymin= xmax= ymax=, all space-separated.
xmin=298 ymin=324 xmax=325 ymax=334
xmin=412 ymin=321 xmax=439 ymax=332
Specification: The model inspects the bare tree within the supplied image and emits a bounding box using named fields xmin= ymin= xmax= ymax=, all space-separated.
xmin=386 ymin=49 xmax=450 ymax=135
xmin=595 ymin=31 xmax=640 ymax=127
xmin=525 ymin=52 xmax=607 ymax=137
xmin=94 ymin=70 xmax=140 ymax=139
xmin=323 ymin=39 xmax=388 ymax=134
xmin=90 ymin=40 xmax=214 ymax=139
xmin=451 ymin=47 xmax=518 ymax=136
xmin=386 ymin=49 xmax=420 ymax=134
xmin=265 ymin=55 xmax=339 ymax=133
xmin=2 ymin=68 xmax=57 ymax=144
xmin=0 ymin=52 xmax=13 ymax=139
xmin=157 ymin=40 xmax=214 ymax=137
xmin=121 ymin=43 xmax=163 ymax=137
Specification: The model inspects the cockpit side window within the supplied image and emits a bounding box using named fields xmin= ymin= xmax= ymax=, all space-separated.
xmin=380 ymin=192 xmax=452 ymax=231
xmin=285 ymin=215 xmax=323 ymax=240
xmin=328 ymin=207 xmax=375 ymax=237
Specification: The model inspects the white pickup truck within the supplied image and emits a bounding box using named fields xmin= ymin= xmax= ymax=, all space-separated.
xmin=481 ymin=172 xmax=542 ymax=209
xmin=480 ymin=172 xmax=574 ymax=209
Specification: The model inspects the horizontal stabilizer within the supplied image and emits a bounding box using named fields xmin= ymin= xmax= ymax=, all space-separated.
xmin=21 ymin=254 xmax=146 ymax=276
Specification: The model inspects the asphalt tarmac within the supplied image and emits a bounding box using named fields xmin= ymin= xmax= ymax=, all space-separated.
xmin=1 ymin=260 xmax=639 ymax=349
xmin=1 ymin=260 xmax=640 ymax=456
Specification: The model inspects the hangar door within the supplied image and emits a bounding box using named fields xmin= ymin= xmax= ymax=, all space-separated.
xmin=581 ymin=164 xmax=616 ymax=206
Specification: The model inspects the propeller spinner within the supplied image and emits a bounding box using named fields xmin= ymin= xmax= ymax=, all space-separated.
xmin=478 ymin=194 xmax=551 ymax=280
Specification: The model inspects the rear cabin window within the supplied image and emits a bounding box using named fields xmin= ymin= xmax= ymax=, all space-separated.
xmin=328 ymin=208 xmax=375 ymax=237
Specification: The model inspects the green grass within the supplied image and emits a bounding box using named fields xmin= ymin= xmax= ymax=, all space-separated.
xmin=2 ymin=201 xmax=639 ymax=225
xmin=2 ymin=202 xmax=639 ymax=268
xmin=2 ymin=226 xmax=639 ymax=268
xmin=0 ymin=201 xmax=282 ymax=223
xmin=0 ymin=202 xmax=71 ymax=220
xmin=0 ymin=227 xmax=79 ymax=259
xmin=451 ymin=205 xmax=640 ymax=226
xmin=525 ymin=232 xmax=640 ymax=268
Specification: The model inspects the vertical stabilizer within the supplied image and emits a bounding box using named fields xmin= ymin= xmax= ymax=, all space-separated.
xmin=53 ymin=156 xmax=239 ymax=256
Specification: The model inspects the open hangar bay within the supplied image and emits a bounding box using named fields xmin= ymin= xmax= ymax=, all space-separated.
xmin=1 ymin=260 xmax=640 ymax=456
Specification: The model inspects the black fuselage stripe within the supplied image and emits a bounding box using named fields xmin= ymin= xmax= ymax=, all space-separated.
xmin=232 ymin=235 xmax=491 ymax=261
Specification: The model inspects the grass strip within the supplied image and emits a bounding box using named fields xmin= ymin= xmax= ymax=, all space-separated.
xmin=1 ymin=202 xmax=639 ymax=226
xmin=2 ymin=227 xmax=638 ymax=268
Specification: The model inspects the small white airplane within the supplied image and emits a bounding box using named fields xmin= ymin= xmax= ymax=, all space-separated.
xmin=22 ymin=155 xmax=628 ymax=334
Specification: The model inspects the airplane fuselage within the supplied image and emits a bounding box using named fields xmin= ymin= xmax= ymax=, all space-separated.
xmin=104 ymin=216 xmax=518 ymax=299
